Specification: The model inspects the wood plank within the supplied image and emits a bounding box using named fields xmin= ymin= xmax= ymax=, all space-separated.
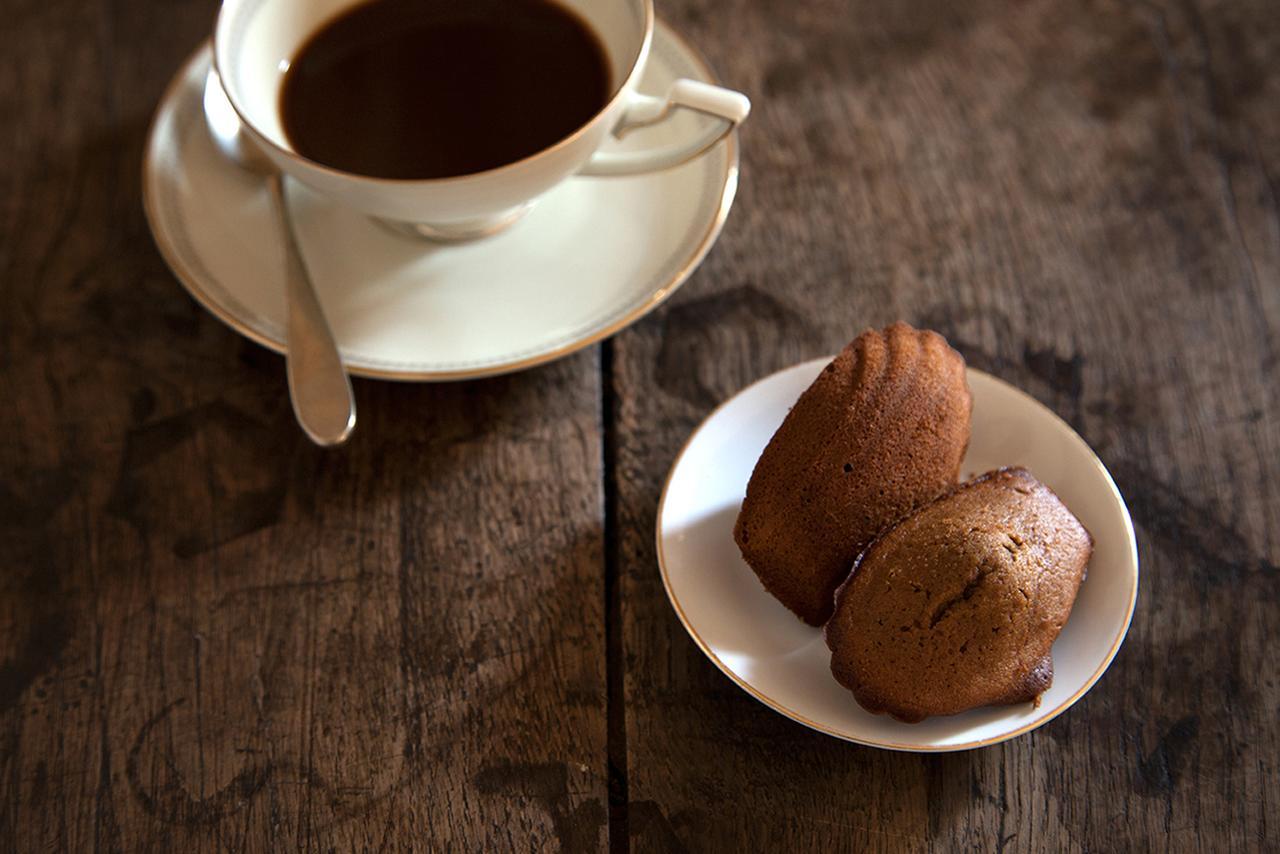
xmin=0 ymin=1 xmax=609 ymax=849
xmin=612 ymin=0 xmax=1279 ymax=849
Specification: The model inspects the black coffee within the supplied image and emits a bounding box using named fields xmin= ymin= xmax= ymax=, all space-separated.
xmin=280 ymin=0 xmax=612 ymax=180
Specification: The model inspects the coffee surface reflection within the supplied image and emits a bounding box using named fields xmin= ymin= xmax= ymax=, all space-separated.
xmin=280 ymin=0 xmax=612 ymax=180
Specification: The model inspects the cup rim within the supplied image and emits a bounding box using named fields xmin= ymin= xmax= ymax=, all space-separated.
xmin=211 ymin=0 xmax=656 ymax=187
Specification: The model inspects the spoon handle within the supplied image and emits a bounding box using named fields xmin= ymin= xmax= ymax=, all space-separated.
xmin=268 ymin=173 xmax=357 ymax=447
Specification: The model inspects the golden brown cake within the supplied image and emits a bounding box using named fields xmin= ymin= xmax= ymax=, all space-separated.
xmin=825 ymin=467 xmax=1093 ymax=722
xmin=733 ymin=322 xmax=972 ymax=625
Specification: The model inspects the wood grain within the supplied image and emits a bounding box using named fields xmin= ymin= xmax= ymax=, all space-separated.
xmin=0 ymin=0 xmax=608 ymax=850
xmin=611 ymin=0 xmax=1279 ymax=850
xmin=2 ymin=0 xmax=1277 ymax=849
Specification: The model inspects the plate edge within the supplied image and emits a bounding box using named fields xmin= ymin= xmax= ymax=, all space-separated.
xmin=654 ymin=359 xmax=1140 ymax=752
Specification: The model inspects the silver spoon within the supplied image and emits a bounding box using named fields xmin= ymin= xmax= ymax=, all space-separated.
xmin=203 ymin=69 xmax=356 ymax=447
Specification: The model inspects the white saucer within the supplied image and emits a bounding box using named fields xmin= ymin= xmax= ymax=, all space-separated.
xmin=143 ymin=24 xmax=738 ymax=380
xmin=657 ymin=360 xmax=1139 ymax=751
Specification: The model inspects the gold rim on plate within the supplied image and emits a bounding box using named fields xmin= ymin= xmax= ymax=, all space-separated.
xmin=141 ymin=23 xmax=739 ymax=382
xmin=654 ymin=363 xmax=1140 ymax=752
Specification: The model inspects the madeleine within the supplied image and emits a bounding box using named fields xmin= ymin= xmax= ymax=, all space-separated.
xmin=733 ymin=322 xmax=971 ymax=625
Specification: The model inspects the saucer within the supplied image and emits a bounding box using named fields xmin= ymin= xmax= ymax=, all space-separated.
xmin=143 ymin=23 xmax=738 ymax=380
xmin=657 ymin=360 xmax=1139 ymax=751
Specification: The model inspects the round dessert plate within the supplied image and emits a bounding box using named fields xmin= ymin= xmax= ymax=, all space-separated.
xmin=142 ymin=23 xmax=737 ymax=380
xmin=657 ymin=359 xmax=1139 ymax=751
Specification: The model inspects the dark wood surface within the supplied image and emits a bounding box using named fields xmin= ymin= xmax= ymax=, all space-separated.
xmin=2 ymin=0 xmax=1277 ymax=850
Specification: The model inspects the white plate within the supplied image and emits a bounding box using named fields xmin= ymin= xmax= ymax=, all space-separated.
xmin=142 ymin=23 xmax=737 ymax=381
xmin=657 ymin=358 xmax=1139 ymax=751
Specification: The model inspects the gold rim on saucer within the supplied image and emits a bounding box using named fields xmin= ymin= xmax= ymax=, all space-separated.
xmin=142 ymin=23 xmax=739 ymax=382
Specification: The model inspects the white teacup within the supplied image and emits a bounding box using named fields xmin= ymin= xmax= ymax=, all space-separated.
xmin=213 ymin=0 xmax=750 ymax=240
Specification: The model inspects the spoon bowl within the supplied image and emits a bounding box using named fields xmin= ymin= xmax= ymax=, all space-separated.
xmin=204 ymin=68 xmax=356 ymax=447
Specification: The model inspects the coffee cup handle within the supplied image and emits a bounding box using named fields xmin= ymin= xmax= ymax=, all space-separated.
xmin=578 ymin=80 xmax=750 ymax=176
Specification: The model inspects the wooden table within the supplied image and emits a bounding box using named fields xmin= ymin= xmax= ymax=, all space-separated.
xmin=3 ymin=0 xmax=1277 ymax=849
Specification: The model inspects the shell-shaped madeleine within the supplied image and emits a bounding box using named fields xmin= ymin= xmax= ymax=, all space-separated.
xmin=825 ymin=467 xmax=1093 ymax=723
xmin=734 ymin=322 xmax=972 ymax=625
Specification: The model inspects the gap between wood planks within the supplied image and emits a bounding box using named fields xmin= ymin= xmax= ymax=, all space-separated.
xmin=602 ymin=338 xmax=631 ymax=853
